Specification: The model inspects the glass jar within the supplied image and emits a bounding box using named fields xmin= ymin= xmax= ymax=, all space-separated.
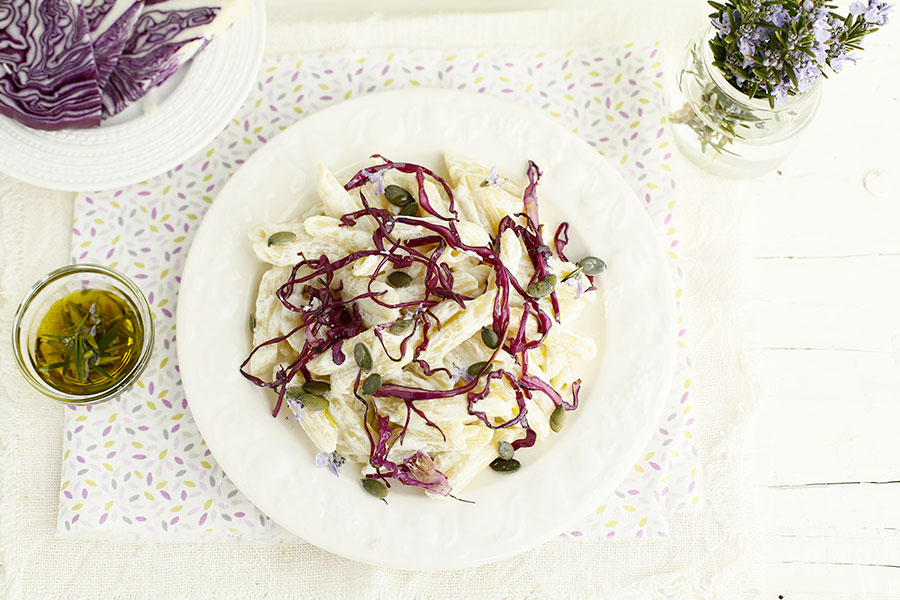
xmin=11 ymin=264 xmax=154 ymax=405
xmin=668 ymin=26 xmax=822 ymax=178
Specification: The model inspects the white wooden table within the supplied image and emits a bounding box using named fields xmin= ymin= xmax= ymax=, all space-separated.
xmin=696 ymin=25 xmax=899 ymax=596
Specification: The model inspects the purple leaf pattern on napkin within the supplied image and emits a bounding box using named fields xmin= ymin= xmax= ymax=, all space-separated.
xmin=60 ymin=44 xmax=698 ymax=540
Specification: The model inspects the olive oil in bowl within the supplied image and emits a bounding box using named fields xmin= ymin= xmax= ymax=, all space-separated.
xmin=12 ymin=265 xmax=154 ymax=404
xmin=32 ymin=289 xmax=144 ymax=395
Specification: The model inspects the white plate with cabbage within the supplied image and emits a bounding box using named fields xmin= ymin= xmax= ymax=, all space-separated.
xmin=177 ymin=89 xmax=677 ymax=570
xmin=0 ymin=0 xmax=265 ymax=191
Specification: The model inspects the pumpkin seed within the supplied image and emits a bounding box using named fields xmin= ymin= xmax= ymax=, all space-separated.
xmin=362 ymin=373 xmax=382 ymax=395
xmin=300 ymin=393 xmax=329 ymax=412
xmin=267 ymin=231 xmax=296 ymax=246
xmin=387 ymin=271 xmax=413 ymax=288
xmin=577 ymin=256 xmax=607 ymax=275
xmin=384 ymin=184 xmax=415 ymax=206
xmin=388 ymin=319 xmax=413 ymax=335
xmin=479 ymin=179 xmax=490 ymax=187
xmin=398 ymin=201 xmax=419 ymax=216
xmin=302 ymin=380 xmax=330 ymax=396
xmin=466 ymin=361 xmax=492 ymax=378
xmin=249 ymin=313 xmax=256 ymax=333
xmin=480 ymin=326 xmax=499 ymax=349
xmin=497 ymin=441 xmax=514 ymax=461
xmin=354 ymin=342 xmax=373 ymax=372
xmin=550 ymin=405 xmax=566 ymax=432
xmin=489 ymin=457 xmax=520 ymax=473
xmin=361 ymin=478 xmax=388 ymax=498
xmin=285 ymin=386 xmax=303 ymax=402
xmin=526 ymin=274 xmax=558 ymax=298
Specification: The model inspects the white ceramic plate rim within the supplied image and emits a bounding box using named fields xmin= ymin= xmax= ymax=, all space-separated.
xmin=177 ymin=88 xmax=676 ymax=570
xmin=0 ymin=0 xmax=266 ymax=192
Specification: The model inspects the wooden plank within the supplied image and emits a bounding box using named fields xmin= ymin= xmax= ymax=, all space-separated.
xmin=767 ymin=561 xmax=900 ymax=600
xmin=745 ymin=255 xmax=900 ymax=312
xmin=752 ymin=351 xmax=900 ymax=484
xmin=759 ymin=484 xmax=900 ymax=538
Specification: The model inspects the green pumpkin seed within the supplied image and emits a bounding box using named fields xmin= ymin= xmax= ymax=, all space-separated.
xmin=354 ymin=342 xmax=373 ymax=372
xmin=398 ymin=201 xmax=419 ymax=216
xmin=361 ymin=478 xmax=388 ymax=498
xmin=388 ymin=319 xmax=413 ymax=335
xmin=526 ymin=274 xmax=558 ymax=298
xmin=285 ymin=386 xmax=304 ymax=402
xmin=362 ymin=373 xmax=382 ymax=395
xmin=300 ymin=393 xmax=329 ymax=412
xmin=302 ymin=380 xmax=330 ymax=396
xmin=249 ymin=313 xmax=256 ymax=333
xmin=384 ymin=184 xmax=415 ymax=206
xmin=387 ymin=271 xmax=413 ymax=288
xmin=267 ymin=231 xmax=296 ymax=246
xmin=466 ymin=361 xmax=492 ymax=378
xmin=480 ymin=326 xmax=499 ymax=349
xmin=550 ymin=405 xmax=566 ymax=432
xmin=479 ymin=179 xmax=490 ymax=187
xmin=577 ymin=256 xmax=607 ymax=275
xmin=497 ymin=441 xmax=514 ymax=461
xmin=489 ymin=457 xmax=520 ymax=473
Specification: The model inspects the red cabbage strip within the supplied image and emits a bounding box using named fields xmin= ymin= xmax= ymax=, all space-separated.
xmin=553 ymin=222 xmax=570 ymax=262
xmin=356 ymin=375 xmax=451 ymax=495
xmin=465 ymin=370 xmax=529 ymax=430
xmin=522 ymin=160 xmax=543 ymax=231
xmin=406 ymin=401 xmax=446 ymax=441
xmin=344 ymin=155 xmax=458 ymax=221
xmin=511 ymin=427 xmax=537 ymax=451
xmin=519 ymin=375 xmax=580 ymax=411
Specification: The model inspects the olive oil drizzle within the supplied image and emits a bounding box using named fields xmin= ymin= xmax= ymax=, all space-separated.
xmin=32 ymin=289 xmax=143 ymax=395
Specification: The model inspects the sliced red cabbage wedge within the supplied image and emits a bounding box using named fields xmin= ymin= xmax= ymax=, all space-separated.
xmin=82 ymin=0 xmax=145 ymax=90
xmin=100 ymin=0 xmax=250 ymax=116
xmin=0 ymin=0 xmax=103 ymax=130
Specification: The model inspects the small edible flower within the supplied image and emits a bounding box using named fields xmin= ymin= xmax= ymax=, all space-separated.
xmin=315 ymin=451 xmax=345 ymax=477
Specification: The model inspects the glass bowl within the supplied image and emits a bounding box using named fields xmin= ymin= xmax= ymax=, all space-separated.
xmin=11 ymin=264 xmax=154 ymax=405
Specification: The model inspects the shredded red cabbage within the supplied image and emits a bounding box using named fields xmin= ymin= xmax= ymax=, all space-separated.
xmin=241 ymin=155 xmax=592 ymax=495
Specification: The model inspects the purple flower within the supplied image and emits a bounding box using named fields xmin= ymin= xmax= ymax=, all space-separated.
xmin=365 ymin=169 xmax=386 ymax=195
xmin=796 ymin=62 xmax=822 ymax=92
xmin=813 ymin=9 xmax=833 ymax=42
xmin=711 ymin=15 xmax=731 ymax=35
xmin=769 ymin=4 xmax=789 ymax=27
xmin=739 ymin=36 xmax=757 ymax=56
xmin=771 ymin=82 xmax=789 ymax=105
xmin=315 ymin=452 xmax=345 ymax=477
xmin=484 ymin=165 xmax=508 ymax=189
xmin=851 ymin=0 xmax=893 ymax=25
xmin=286 ymin=397 xmax=304 ymax=423
xmin=829 ymin=52 xmax=856 ymax=72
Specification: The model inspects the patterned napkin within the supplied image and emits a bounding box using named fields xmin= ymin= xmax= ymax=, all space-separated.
xmin=59 ymin=44 xmax=698 ymax=541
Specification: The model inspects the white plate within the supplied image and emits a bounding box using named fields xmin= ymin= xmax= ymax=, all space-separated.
xmin=177 ymin=89 xmax=676 ymax=570
xmin=0 ymin=0 xmax=266 ymax=192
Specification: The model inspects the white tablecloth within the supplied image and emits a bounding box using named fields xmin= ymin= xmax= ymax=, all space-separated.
xmin=0 ymin=3 xmax=761 ymax=598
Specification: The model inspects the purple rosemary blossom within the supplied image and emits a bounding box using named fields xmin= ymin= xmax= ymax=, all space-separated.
xmin=768 ymin=4 xmax=788 ymax=27
xmin=711 ymin=15 xmax=731 ymax=35
xmin=315 ymin=451 xmax=345 ymax=477
xmin=365 ymin=169 xmax=386 ymax=195
xmin=796 ymin=62 xmax=823 ymax=93
xmin=286 ymin=397 xmax=304 ymax=423
xmin=851 ymin=0 xmax=892 ymax=25
xmin=483 ymin=165 xmax=508 ymax=189
xmin=812 ymin=9 xmax=832 ymax=42
xmin=447 ymin=365 xmax=472 ymax=384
